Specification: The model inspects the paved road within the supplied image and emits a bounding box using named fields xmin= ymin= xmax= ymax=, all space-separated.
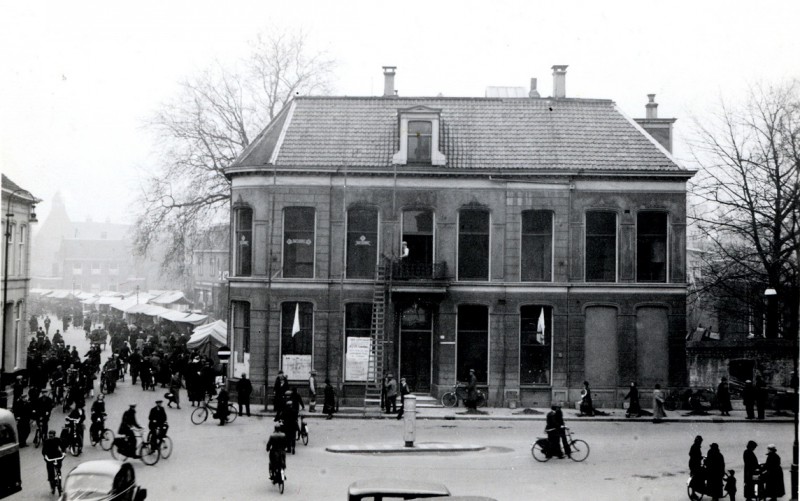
xmin=12 ymin=321 xmax=794 ymax=500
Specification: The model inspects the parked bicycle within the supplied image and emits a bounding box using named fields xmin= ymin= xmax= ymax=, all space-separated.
xmin=531 ymin=427 xmax=590 ymax=462
xmin=44 ymin=454 xmax=65 ymax=496
xmin=110 ymin=428 xmax=160 ymax=466
xmin=441 ymin=382 xmax=487 ymax=408
xmin=190 ymin=397 xmax=238 ymax=425
xmin=297 ymin=415 xmax=309 ymax=446
xmin=146 ymin=425 xmax=173 ymax=460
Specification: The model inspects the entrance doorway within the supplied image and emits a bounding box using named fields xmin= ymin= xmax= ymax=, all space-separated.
xmin=399 ymin=303 xmax=432 ymax=392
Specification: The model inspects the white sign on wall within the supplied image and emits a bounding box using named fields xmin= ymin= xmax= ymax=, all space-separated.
xmin=282 ymin=354 xmax=312 ymax=381
xmin=345 ymin=336 xmax=371 ymax=381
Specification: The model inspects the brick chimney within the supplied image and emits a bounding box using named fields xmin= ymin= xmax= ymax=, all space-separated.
xmin=634 ymin=94 xmax=676 ymax=153
xmin=552 ymin=65 xmax=568 ymax=98
xmin=529 ymin=78 xmax=540 ymax=98
xmin=383 ymin=66 xmax=396 ymax=97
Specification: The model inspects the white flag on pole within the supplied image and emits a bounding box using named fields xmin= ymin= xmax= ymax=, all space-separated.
xmin=536 ymin=307 xmax=545 ymax=344
xmin=291 ymin=303 xmax=301 ymax=337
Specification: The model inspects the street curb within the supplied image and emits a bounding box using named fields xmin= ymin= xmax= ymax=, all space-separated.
xmin=326 ymin=442 xmax=486 ymax=453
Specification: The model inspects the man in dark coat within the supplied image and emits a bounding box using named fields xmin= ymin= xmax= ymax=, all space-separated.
xmin=236 ymin=373 xmax=253 ymax=417
xmin=148 ymin=400 xmax=168 ymax=449
xmin=689 ymin=435 xmax=704 ymax=490
xmin=273 ymin=371 xmax=287 ymax=413
xmin=717 ymin=377 xmax=732 ymax=416
xmin=755 ymin=376 xmax=767 ymax=420
xmin=743 ymin=440 xmax=759 ymax=500
xmin=14 ymin=394 xmax=32 ymax=447
xmin=118 ymin=404 xmax=141 ymax=454
xmin=704 ymin=443 xmax=725 ymax=499
xmin=216 ymin=386 xmax=230 ymax=426
xmin=742 ymin=380 xmax=756 ymax=419
xmin=624 ymin=382 xmax=642 ymax=417
xmin=545 ymin=404 xmax=565 ymax=458
xmin=762 ymin=444 xmax=785 ymax=500
xmin=466 ymin=368 xmax=478 ymax=410
xmin=266 ymin=424 xmax=287 ymax=484
xmin=129 ymin=349 xmax=142 ymax=386
xmin=323 ymin=379 xmax=336 ymax=420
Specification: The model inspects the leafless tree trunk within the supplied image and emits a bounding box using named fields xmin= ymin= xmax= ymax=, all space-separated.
xmin=134 ymin=29 xmax=334 ymax=279
xmin=689 ymin=81 xmax=799 ymax=339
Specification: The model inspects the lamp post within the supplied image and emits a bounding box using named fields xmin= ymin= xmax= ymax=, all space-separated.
xmin=2 ymin=188 xmax=37 ymax=408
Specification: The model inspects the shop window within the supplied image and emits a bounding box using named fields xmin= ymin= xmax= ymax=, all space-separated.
xmin=637 ymin=212 xmax=668 ymax=282
xmin=458 ymin=209 xmax=490 ymax=281
xmin=346 ymin=207 xmax=378 ymax=279
xmin=283 ymin=207 xmax=315 ymax=278
xmin=520 ymin=305 xmax=552 ymax=385
xmin=521 ymin=211 xmax=553 ymax=282
xmin=280 ymin=302 xmax=313 ymax=380
xmin=231 ymin=301 xmax=250 ymax=363
xmin=344 ymin=303 xmax=372 ymax=382
xmin=585 ymin=211 xmax=617 ymax=282
xmin=234 ymin=208 xmax=253 ymax=276
xmin=457 ymin=305 xmax=488 ymax=383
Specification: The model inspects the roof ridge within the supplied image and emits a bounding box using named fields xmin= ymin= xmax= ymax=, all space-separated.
xmin=294 ymin=95 xmax=614 ymax=104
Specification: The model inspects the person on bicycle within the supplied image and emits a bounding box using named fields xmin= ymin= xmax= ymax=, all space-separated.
xmin=118 ymin=404 xmax=142 ymax=455
xmin=66 ymin=401 xmax=86 ymax=452
xmin=545 ymin=404 xmax=569 ymax=459
xmin=42 ymin=430 xmax=65 ymax=494
xmin=90 ymin=394 xmax=106 ymax=445
xmin=35 ymin=390 xmax=54 ymax=438
xmin=148 ymin=400 xmax=168 ymax=449
xmin=266 ymin=424 xmax=287 ymax=484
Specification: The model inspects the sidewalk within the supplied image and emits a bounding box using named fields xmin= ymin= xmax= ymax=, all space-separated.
xmin=252 ymin=405 xmax=795 ymax=423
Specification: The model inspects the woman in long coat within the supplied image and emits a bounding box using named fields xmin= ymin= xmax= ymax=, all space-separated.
xmin=717 ymin=377 xmax=732 ymax=416
xmin=743 ymin=440 xmax=759 ymax=500
xmin=322 ymin=379 xmax=336 ymax=420
xmin=652 ymin=384 xmax=667 ymax=422
xmin=624 ymin=382 xmax=641 ymax=417
xmin=704 ymin=443 xmax=725 ymax=500
xmin=762 ymin=445 xmax=786 ymax=500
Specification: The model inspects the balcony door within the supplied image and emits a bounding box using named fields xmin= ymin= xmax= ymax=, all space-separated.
xmin=399 ymin=303 xmax=432 ymax=392
xmin=400 ymin=210 xmax=433 ymax=278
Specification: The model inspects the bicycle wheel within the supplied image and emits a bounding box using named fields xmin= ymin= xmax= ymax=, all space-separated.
xmin=69 ymin=440 xmax=81 ymax=457
xmin=687 ymin=480 xmax=705 ymax=500
xmin=441 ymin=392 xmax=457 ymax=407
xmin=279 ymin=469 xmax=285 ymax=494
xmin=100 ymin=429 xmax=115 ymax=451
xmin=34 ymin=429 xmax=41 ymax=448
xmin=227 ymin=404 xmax=238 ymax=423
xmin=531 ymin=439 xmax=550 ymax=462
xmin=139 ymin=443 xmax=160 ymax=466
xmin=568 ymin=439 xmax=590 ymax=462
xmin=110 ymin=443 xmax=122 ymax=461
xmin=476 ymin=392 xmax=487 ymax=408
xmin=56 ymin=475 xmax=63 ymax=496
xmin=191 ymin=407 xmax=208 ymax=425
xmin=301 ymin=430 xmax=309 ymax=446
xmin=160 ymin=436 xmax=173 ymax=459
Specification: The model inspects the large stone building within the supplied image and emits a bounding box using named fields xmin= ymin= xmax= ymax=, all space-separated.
xmin=1 ymin=175 xmax=38 ymax=403
xmin=190 ymin=224 xmax=229 ymax=319
xmin=224 ymin=66 xmax=694 ymax=407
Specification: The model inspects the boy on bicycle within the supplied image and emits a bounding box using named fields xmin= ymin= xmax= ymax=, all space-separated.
xmin=148 ymin=400 xmax=168 ymax=449
xmin=267 ymin=424 xmax=287 ymax=484
xmin=42 ymin=430 xmax=65 ymax=494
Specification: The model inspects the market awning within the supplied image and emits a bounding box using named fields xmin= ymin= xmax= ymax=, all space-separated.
xmin=96 ymin=295 xmax=124 ymax=305
xmin=150 ymin=290 xmax=191 ymax=306
xmin=158 ymin=310 xmax=208 ymax=325
xmin=47 ymin=290 xmax=73 ymax=299
xmin=187 ymin=320 xmax=227 ymax=349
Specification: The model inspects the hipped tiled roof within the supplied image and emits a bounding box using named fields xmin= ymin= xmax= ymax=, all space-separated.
xmin=231 ymin=96 xmax=684 ymax=173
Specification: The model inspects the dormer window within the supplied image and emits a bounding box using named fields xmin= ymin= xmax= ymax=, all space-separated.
xmin=408 ymin=121 xmax=432 ymax=163
xmin=393 ymin=106 xmax=446 ymax=166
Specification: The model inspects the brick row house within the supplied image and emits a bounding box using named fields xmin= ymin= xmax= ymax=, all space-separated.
xmin=223 ymin=67 xmax=695 ymax=408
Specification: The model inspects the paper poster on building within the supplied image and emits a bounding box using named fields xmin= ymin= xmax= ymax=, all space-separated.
xmin=345 ymin=336 xmax=371 ymax=381
xmin=232 ymin=351 xmax=250 ymax=380
xmin=282 ymin=354 xmax=312 ymax=381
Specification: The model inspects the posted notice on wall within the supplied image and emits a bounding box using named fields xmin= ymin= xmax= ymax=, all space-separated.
xmin=345 ymin=336 xmax=371 ymax=381
xmin=282 ymin=354 xmax=312 ymax=381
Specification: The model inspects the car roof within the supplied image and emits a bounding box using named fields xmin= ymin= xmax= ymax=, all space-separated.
xmin=68 ymin=460 xmax=127 ymax=477
xmin=347 ymin=478 xmax=451 ymax=497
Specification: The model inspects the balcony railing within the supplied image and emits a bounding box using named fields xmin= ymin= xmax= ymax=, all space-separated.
xmin=390 ymin=261 xmax=448 ymax=281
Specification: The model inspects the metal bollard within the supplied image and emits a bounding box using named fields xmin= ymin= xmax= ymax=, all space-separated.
xmin=403 ymin=395 xmax=416 ymax=447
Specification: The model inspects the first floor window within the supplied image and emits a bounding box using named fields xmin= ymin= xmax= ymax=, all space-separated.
xmin=280 ymin=302 xmax=313 ymax=380
xmin=586 ymin=211 xmax=617 ymax=282
xmin=520 ymin=305 xmax=552 ymax=384
xmin=231 ymin=301 xmax=250 ymax=363
xmin=458 ymin=209 xmax=490 ymax=281
xmin=637 ymin=211 xmax=668 ymax=282
xmin=521 ymin=210 xmax=553 ymax=281
xmin=345 ymin=303 xmax=372 ymax=381
xmin=457 ymin=305 xmax=488 ymax=383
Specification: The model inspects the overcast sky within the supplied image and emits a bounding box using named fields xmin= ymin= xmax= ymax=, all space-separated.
xmin=2 ymin=0 xmax=798 ymax=230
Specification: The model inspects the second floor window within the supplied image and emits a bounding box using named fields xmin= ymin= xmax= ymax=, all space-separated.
xmin=458 ymin=209 xmax=490 ymax=281
xmin=283 ymin=207 xmax=315 ymax=278
xmin=346 ymin=207 xmax=378 ymax=279
xmin=521 ymin=211 xmax=553 ymax=282
xmin=407 ymin=121 xmax=432 ymax=163
xmin=585 ymin=211 xmax=617 ymax=282
xmin=235 ymin=208 xmax=253 ymax=276
xmin=637 ymin=212 xmax=668 ymax=282
xmin=17 ymin=225 xmax=25 ymax=276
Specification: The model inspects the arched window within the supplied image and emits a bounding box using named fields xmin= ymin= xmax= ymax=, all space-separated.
xmin=637 ymin=212 xmax=668 ymax=282
xmin=346 ymin=207 xmax=378 ymax=279
xmin=520 ymin=305 xmax=552 ymax=384
xmin=585 ymin=211 xmax=617 ymax=282
xmin=283 ymin=207 xmax=315 ymax=278
xmin=458 ymin=209 xmax=490 ymax=281
xmin=521 ymin=211 xmax=553 ymax=282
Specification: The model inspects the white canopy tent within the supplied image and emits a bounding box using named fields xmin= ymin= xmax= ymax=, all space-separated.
xmin=187 ymin=320 xmax=227 ymax=361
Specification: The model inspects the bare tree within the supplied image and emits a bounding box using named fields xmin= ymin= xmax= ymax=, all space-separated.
xmin=134 ymin=29 xmax=334 ymax=279
xmin=689 ymin=81 xmax=799 ymax=339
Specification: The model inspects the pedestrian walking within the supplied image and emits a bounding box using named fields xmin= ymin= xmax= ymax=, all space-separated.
xmin=323 ymin=379 xmax=336 ymax=420
xmin=742 ymin=380 xmax=756 ymax=419
xmin=396 ymin=377 xmax=411 ymax=420
xmin=689 ymin=435 xmax=704 ymax=491
xmin=44 ymin=316 xmax=51 ymax=335
xmin=624 ymin=382 xmax=642 ymax=417
xmin=273 ymin=371 xmax=288 ymax=414
xmin=216 ymin=386 xmax=230 ymax=426
xmin=652 ymin=384 xmax=666 ymax=422
xmin=385 ymin=374 xmax=397 ymax=414
xmin=236 ymin=373 xmax=252 ymax=417
xmin=717 ymin=377 xmax=732 ymax=416
xmin=14 ymin=394 xmax=32 ymax=447
xmin=755 ymin=376 xmax=767 ymax=420
xmin=308 ymin=370 xmax=317 ymax=412
xmin=762 ymin=445 xmax=785 ymax=500
xmin=705 ymin=443 xmax=726 ymax=501
xmin=743 ymin=440 xmax=759 ymax=501
xmin=579 ymin=380 xmax=595 ymax=416
xmin=167 ymin=372 xmax=182 ymax=409
xmin=466 ymin=368 xmax=478 ymax=411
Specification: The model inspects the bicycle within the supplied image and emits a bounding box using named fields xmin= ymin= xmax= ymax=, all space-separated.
xmin=297 ymin=416 xmax=309 ymax=446
xmin=531 ymin=427 xmax=590 ymax=462
xmin=147 ymin=425 xmax=173 ymax=459
xmin=44 ymin=454 xmax=65 ymax=495
xmin=110 ymin=428 xmax=160 ymax=466
xmin=191 ymin=397 xmax=238 ymax=425
xmin=268 ymin=451 xmax=286 ymax=494
xmin=441 ymin=382 xmax=487 ymax=408
xmin=686 ymin=467 xmax=741 ymax=500
xmin=64 ymin=417 xmax=83 ymax=456
xmin=90 ymin=413 xmax=115 ymax=451
xmin=33 ymin=415 xmax=50 ymax=448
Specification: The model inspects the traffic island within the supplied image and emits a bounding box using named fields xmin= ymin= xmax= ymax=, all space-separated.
xmin=326 ymin=442 xmax=486 ymax=454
